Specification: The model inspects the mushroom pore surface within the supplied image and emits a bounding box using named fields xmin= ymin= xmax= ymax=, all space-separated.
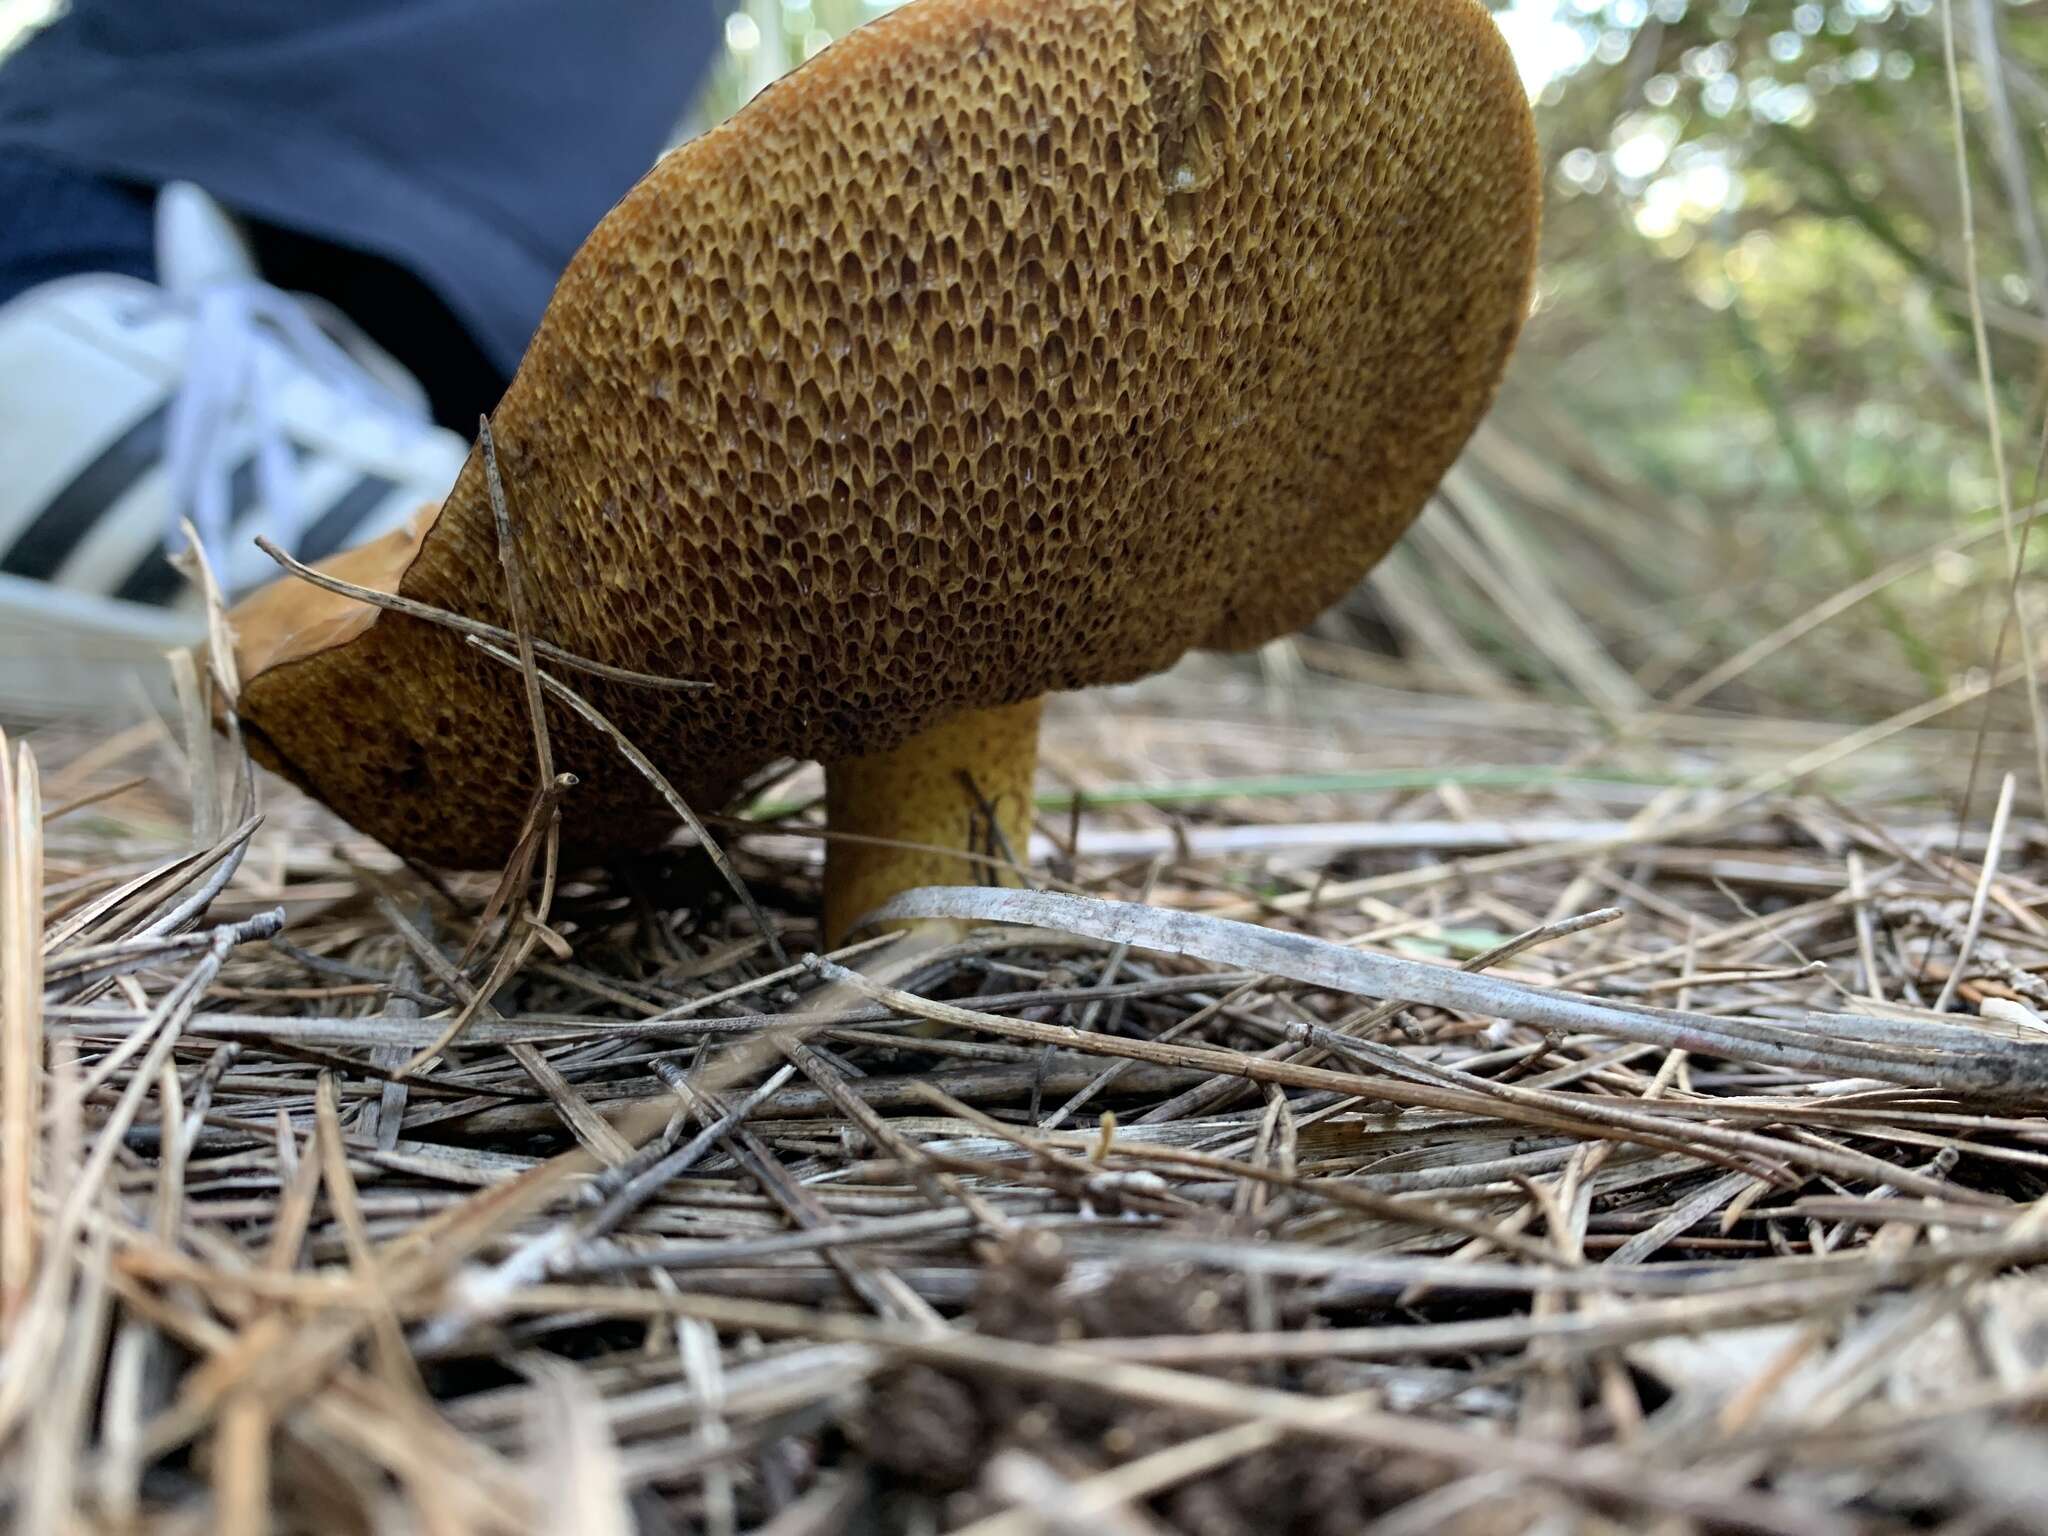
xmin=234 ymin=0 xmax=1541 ymax=868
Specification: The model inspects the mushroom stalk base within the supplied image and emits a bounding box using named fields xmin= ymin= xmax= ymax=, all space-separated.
xmin=822 ymin=697 xmax=1043 ymax=945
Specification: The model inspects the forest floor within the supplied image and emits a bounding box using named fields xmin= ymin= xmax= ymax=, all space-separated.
xmin=6 ymin=658 xmax=2048 ymax=1535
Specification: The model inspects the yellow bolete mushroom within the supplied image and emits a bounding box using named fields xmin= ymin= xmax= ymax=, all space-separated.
xmin=226 ymin=0 xmax=1541 ymax=943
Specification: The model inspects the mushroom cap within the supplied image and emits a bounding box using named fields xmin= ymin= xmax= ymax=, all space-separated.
xmin=234 ymin=0 xmax=1541 ymax=867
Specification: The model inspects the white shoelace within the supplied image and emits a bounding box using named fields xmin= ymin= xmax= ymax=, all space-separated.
xmin=155 ymin=278 xmax=435 ymax=584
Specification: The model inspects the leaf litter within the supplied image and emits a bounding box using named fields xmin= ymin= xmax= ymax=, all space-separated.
xmin=5 ymin=586 xmax=2048 ymax=1533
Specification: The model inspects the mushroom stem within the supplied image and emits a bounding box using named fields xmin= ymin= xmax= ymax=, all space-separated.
xmin=822 ymin=696 xmax=1042 ymax=944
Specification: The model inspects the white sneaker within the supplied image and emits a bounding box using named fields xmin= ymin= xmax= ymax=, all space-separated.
xmin=0 ymin=183 xmax=468 ymax=719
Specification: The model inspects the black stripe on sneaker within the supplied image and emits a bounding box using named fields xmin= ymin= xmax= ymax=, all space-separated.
xmin=297 ymin=474 xmax=399 ymax=564
xmin=1 ymin=404 xmax=168 ymax=580
xmin=110 ymin=553 xmax=186 ymax=606
xmin=110 ymin=452 xmax=268 ymax=605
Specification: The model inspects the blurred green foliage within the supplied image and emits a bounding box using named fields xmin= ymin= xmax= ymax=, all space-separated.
xmin=1489 ymin=0 xmax=2046 ymax=718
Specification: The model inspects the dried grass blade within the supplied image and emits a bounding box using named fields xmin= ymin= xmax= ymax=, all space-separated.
xmin=1 ymin=737 xmax=43 ymax=1325
xmin=253 ymin=534 xmax=711 ymax=691
xmin=524 ymin=1358 xmax=635 ymax=1536
xmin=467 ymin=635 xmax=788 ymax=968
xmin=870 ymin=888 xmax=2048 ymax=1096
xmin=1940 ymin=0 xmax=2048 ymax=808
xmin=1933 ymin=771 xmax=2017 ymax=1013
xmin=0 ymin=908 xmax=281 ymax=1440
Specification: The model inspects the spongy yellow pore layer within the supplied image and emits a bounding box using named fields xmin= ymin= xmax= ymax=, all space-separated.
xmin=234 ymin=0 xmax=1541 ymax=867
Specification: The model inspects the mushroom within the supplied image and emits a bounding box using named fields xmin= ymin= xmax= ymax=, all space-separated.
xmin=225 ymin=0 xmax=1541 ymax=943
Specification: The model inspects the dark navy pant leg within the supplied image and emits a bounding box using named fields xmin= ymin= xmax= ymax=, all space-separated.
xmin=0 ymin=148 xmax=154 ymax=307
xmin=0 ymin=1 xmax=725 ymax=377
